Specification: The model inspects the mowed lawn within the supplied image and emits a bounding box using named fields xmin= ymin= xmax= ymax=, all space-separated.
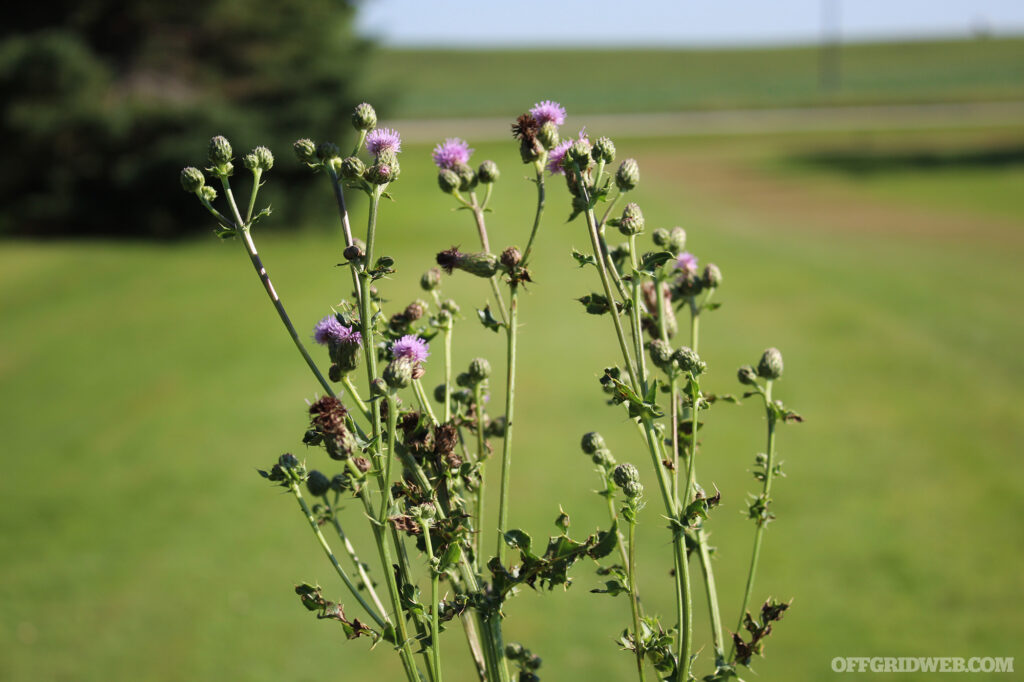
xmin=2 ymin=126 xmax=1023 ymax=681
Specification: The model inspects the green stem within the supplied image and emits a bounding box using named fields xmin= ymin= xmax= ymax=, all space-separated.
xmin=473 ymin=383 xmax=487 ymax=569
xmin=628 ymin=234 xmax=649 ymax=389
xmin=325 ymin=165 xmax=364 ymax=302
xmin=469 ymin=195 xmax=509 ymax=325
xmin=341 ymin=375 xmax=372 ymax=422
xmin=422 ymin=521 xmax=444 ymax=682
xmin=520 ymin=160 xmax=546 ymax=268
xmin=245 ymin=169 xmax=262 ymax=224
xmin=326 ymin=493 xmax=389 ymax=621
xmin=627 ymin=512 xmax=648 ymax=682
xmin=495 ymin=285 xmax=518 ymax=563
xmin=443 ymin=322 xmax=453 ymax=423
xmin=730 ymin=380 xmax=777 ymax=661
xmin=413 ymin=379 xmax=440 ymax=426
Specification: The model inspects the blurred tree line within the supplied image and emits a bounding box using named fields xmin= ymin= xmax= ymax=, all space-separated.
xmin=0 ymin=0 xmax=374 ymax=238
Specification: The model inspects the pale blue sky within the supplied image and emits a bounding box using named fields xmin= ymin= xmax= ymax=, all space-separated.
xmin=356 ymin=0 xmax=1024 ymax=47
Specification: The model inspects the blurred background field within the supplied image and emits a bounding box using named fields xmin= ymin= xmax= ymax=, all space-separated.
xmin=2 ymin=2 xmax=1024 ymax=681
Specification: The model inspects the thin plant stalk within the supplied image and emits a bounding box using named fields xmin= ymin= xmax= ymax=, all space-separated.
xmin=626 ymin=510 xmax=647 ymax=682
xmin=473 ymin=383 xmax=487 ymax=567
xmin=443 ymin=322 xmax=453 ymax=423
xmin=422 ymin=520 xmax=444 ymax=682
xmin=327 ymin=493 xmax=389 ymax=620
xmin=730 ymin=379 xmax=777 ymax=659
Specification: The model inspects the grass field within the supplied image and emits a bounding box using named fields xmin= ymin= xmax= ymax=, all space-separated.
xmin=2 ymin=120 xmax=1022 ymax=680
xmin=365 ymin=38 xmax=1024 ymax=118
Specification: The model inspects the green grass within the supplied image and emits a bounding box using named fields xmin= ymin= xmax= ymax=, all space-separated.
xmin=2 ymin=126 xmax=1023 ymax=681
xmin=366 ymin=38 xmax=1024 ymax=118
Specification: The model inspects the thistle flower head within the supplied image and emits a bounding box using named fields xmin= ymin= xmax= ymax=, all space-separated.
xmin=313 ymin=316 xmax=361 ymax=346
xmin=432 ymin=138 xmax=473 ymax=170
xmin=546 ymin=140 xmax=573 ymax=174
xmin=365 ymin=128 xmax=402 ymax=158
xmin=530 ymin=100 xmax=566 ymax=126
xmin=675 ymin=251 xmax=698 ymax=275
xmin=392 ymin=334 xmax=429 ymax=363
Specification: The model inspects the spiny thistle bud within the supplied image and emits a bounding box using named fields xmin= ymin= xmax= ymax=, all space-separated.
xmin=613 ymin=463 xmax=640 ymax=488
xmin=180 ymin=167 xmax=205 ymax=193
xmin=198 ymin=185 xmax=217 ymax=203
xmin=537 ymin=121 xmax=560 ymax=150
xmin=623 ymin=481 xmax=644 ymax=499
xmin=500 ymin=246 xmax=522 ymax=269
xmin=404 ymin=300 xmax=427 ymax=321
xmin=592 ymin=448 xmax=617 ymax=468
xmin=757 ymin=347 xmax=784 ymax=380
xmin=468 ymin=357 xmax=491 ymax=383
xmin=616 ymin=158 xmax=640 ymax=191
xmin=410 ymin=502 xmax=436 ymax=521
xmin=592 ymin=136 xmax=616 ymax=164
xmin=737 ymin=365 xmax=759 ymax=386
xmin=437 ymin=168 xmax=460 ymax=194
xmin=420 ymin=268 xmax=442 ymax=291
xmin=618 ymin=202 xmax=645 ymax=236
xmin=244 ymin=146 xmax=273 ymax=172
xmin=673 ymin=346 xmax=706 ymax=376
xmin=433 ymin=384 xmax=448 ymax=403
xmin=647 ymin=339 xmax=674 ymax=370
xmin=703 ymin=263 xmax=722 ymax=289
xmin=352 ymin=102 xmax=378 ymax=131
xmin=330 ymin=473 xmax=350 ymax=493
xmin=305 ymin=470 xmax=330 ymax=497
xmin=208 ymin=135 xmax=232 ymax=166
xmin=652 ymin=227 xmax=669 ymax=247
xmin=383 ymin=358 xmax=414 ymax=389
xmin=293 ymin=138 xmax=317 ymax=163
xmin=365 ymin=163 xmax=393 ymax=185
xmin=436 ymin=247 xmax=499 ymax=278
xmin=565 ymin=139 xmax=592 ymax=169
xmin=442 ymin=299 xmax=460 ymax=314
xmin=455 ymin=163 xmax=477 ymax=191
xmin=278 ymin=452 xmax=300 ymax=470
xmin=478 ymin=159 xmax=500 ymax=184
xmin=317 ymin=142 xmax=340 ymax=162
xmin=667 ymin=226 xmax=687 ymax=253
xmin=580 ymin=431 xmax=606 ymax=454
xmin=341 ymin=156 xmax=365 ymax=180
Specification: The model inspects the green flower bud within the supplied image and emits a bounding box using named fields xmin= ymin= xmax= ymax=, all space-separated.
xmin=456 ymin=252 xmax=499 ymax=278
xmin=703 ymin=263 xmax=722 ymax=289
xmin=623 ymin=481 xmax=644 ymax=499
xmin=293 ymin=138 xmax=317 ymax=163
xmin=329 ymin=340 xmax=361 ymax=377
xmin=410 ymin=502 xmax=436 ymax=521
xmin=613 ymin=463 xmax=640 ymax=488
xmin=365 ymin=163 xmax=394 ymax=185
xmin=506 ymin=643 xmax=525 ymax=660
xmin=341 ymin=156 xmax=365 ymax=179
xmin=352 ymin=102 xmax=378 ymax=131
xmin=519 ymin=137 xmax=543 ymax=164
xmin=647 ymin=339 xmax=674 ymax=371
xmin=420 ymin=268 xmax=442 ymax=291
xmin=580 ymin=431 xmax=605 ymax=454
xmin=565 ymin=139 xmax=592 ymax=169
xmin=317 ymin=142 xmax=340 ymax=162
xmin=737 ymin=365 xmax=758 ymax=386
xmin=180 ymin=167 xmax=205 ymax=193
xmin=437 ymin=168 xmax=460 ymax=194
xmin=618 ymin=202 xmax=645 ymax=236
xmin=673 ymin=346 xmax=706 ymax=376
xmin=456 ymin=372 xmax=473 ymax=388
xmin=305 ymin=470 xmax=330 ymax=497
xmin=537 ymin=121 xmax=559 ymax=150
xmin=330 ymin=473 xmax=351 ymax=493
xmin=468 ymin=357 xmax=491 ymax=383
xmin=244 ymin=146 xmax=273 ymax=172
xmin=478 ymin=159 xmax=500 ymax=184
xmin=616 ymin=158 xmax=640 ymax=191
xmin=433 ymin=384 xmax=448 ymax=403
xmin=278 ymin=452 xmax=300 ymax=470
xmin=757 ymin=347 xmax=783 ymax=380
xmin=208 ymin=135 xmax=232 ymax=166
xmin=592 ymin=136 xmax=616 ymax=164
xmin=592 ymin=448 xmax=616 ymax=468
xmin=455 ymin=163 xmax=477 ymax=191
xmin=441 ymin=299 xmax=460 ymax=314
xmin=667 ymin=226 xmax=687 ymax=253
xmin=652 ymin=227 xmax=670 ymax=247
xmin=198 ymin=185 xmax=217 ymax=203
xmin=383 ymin=358 xmax=414 ymax=389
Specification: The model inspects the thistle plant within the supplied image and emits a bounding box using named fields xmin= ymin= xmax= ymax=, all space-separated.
xmin=180 ymin=99 xmax=800 ymax=682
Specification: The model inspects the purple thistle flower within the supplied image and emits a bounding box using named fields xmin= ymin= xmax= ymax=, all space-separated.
xmin=392 ymin=334 xmax=429 ymax=363
xmin=365 ymin=128 xmax=402 ymax=157
xmin=432 ymin=138 xmax=473 ymax=170
xmin=675 ymin=252 xmax=699 ymax=275
xmin=313 ymin=316 xmax=362 ymax=346
xmin=546 ymin=140 xmax=573 ymax=175
xmin=530 ymin=100 xmax=566 ymax=126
